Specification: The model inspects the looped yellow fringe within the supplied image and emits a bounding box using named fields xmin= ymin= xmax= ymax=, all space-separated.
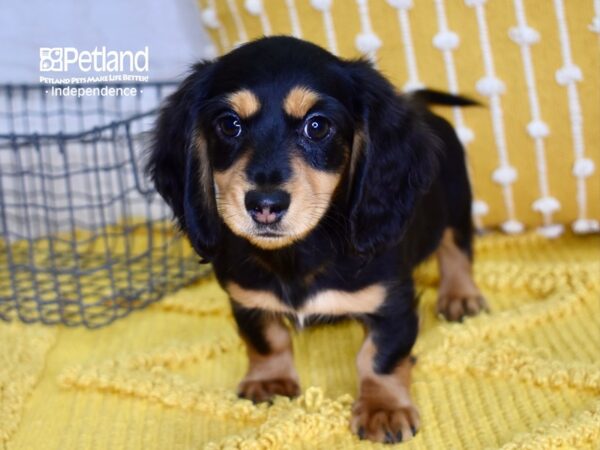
xmin=1 ymin=232 xmax=599 ymax=449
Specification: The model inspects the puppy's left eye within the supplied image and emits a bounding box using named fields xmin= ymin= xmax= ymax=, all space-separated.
xmin=217 ymin=114 xmax=243 ymax=138
xmin=303 ymin=116 xmax=331 ymax=141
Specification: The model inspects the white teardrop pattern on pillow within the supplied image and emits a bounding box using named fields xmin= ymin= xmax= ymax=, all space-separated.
xmin=433 ymin=30 xmax=460 ymax=51
xmin=310 ymin=0 xmax=332 ymax=12
xmin=572 ymin=158 xmax=595 ymax=178
xmin=492 ymin=165 xmax=517 ymax=185
xmin=476 ymin=76 xmax=506 ymax=96
xmin=555 ymin=64 xmax=582 ymax=86
xmin=508 ymin=25 xmax=540 ymax=45
xmin=590 ymin=15 xmax=600 ymax=33
xmin=572 ymin=219 xmax=600 ymax=234
xmin=244 ymin=0 xmax=272 ymax=35
xmin=456 ymin=126 xmax=474 ymax=145
xmin=200 ymin=8 xmax=220 ymax=29
xmin=526 ymin=120 xmax=550 ymax=139
xmin=355 ymin=32 xmax=382 ymax=54
xmin=501 ymin=219 xmax=524 ymax=234
xmin=532 ymin=196 xmax=561 ymax=214
xmin=355 ymin=0 xmax=380 ymax=64
xmin=244 ymin=0 xmax=263 ymax=15
xmin=472 ymin=200 xmax=489 ymax=217
xmin=386 ymin=0 xmax=413 ymax=10
xmin=537 ymin=223 xmax=564 ymax=238
xmin=465 ymin=0 xmax=487 ymax=6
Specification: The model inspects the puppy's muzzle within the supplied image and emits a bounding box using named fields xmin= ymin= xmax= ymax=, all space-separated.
xmin=244 ymin=189 xmax=290 ymax=225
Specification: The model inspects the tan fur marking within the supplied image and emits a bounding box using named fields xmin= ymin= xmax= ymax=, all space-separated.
xmin=213 ymin=153 xmax=253 ymax=238
xmin=243 ymin=320 xmax=297 ymax=381
xmin=228 ymin=282 xmax=289 ymax=313
xmin=352 ymin=336 xmax=419 ymax=442
xmin=349 ymin=130 xmax=365 ymax=185
xmin=283 ymin=86 xmax=320 ymax=118
xmin=436 ymin=228 xmax=486 ymax=321
xmin=278 ymin=156 xmax=341 ymax=244
xmin=356 ymin=337 xmax=414 ymax=407
xmin=227 ymin=282 xmax=386 ymax=316
xmin=437 ymin=229 xmax=475 ymax=292
xmin=194 ymin=132 xmax=213 ymax=205
xmin=238 ymin=318 xmax=300 ymax=401
xmin=227 ymin=89 xmax=261 ymax=118
xmin=302 ymin=284 xmax=386 ymax=316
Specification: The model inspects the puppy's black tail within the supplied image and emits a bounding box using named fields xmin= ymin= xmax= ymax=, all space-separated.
xmin=410 ymin=88 xmax=480 ymax=107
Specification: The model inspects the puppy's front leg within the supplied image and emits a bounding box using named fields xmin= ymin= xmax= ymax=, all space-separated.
xmin=352 ymin=296 xmax=419 ymax=444
xmin=231 ymin=303 xmax=300 ymax=403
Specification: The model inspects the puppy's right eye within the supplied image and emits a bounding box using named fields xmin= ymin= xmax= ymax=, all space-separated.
xmin=303 ymin=115 xmax=331 ymax=141
xmin=217 ymin=114 xmax=242 ymax=138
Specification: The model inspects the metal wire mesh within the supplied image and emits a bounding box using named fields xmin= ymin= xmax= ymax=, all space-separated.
xmin=0 ymin=82 xmax=209 ymax=328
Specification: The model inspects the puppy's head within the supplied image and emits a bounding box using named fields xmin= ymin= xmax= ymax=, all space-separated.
xmin=147 ymin=37 xmax=439 ymax=261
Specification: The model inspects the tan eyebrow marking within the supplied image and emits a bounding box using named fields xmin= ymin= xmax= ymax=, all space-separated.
xmin=283 ymin=86 xmax=320 ymax=118
xmin=227 ymin=89 xmax=261 ymax=118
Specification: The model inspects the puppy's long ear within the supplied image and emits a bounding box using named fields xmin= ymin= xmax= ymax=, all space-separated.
xmin=146 ymin=62 xmax=220 ymax=261
xmin=347 ymin=60 xmax=441 ymax=255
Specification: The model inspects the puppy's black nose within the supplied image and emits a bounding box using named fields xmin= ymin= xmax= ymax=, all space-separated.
xmin=244 ymin=190 xmax=290 ymax=225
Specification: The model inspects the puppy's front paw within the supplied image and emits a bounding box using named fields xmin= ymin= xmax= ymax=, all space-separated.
xmin=437 ymin=294 xmax=488 ymax=322
xmin=351 ymin=399 xmax=420 ymax=443
xmin=237 ymin=377 xmax=300 ymax=403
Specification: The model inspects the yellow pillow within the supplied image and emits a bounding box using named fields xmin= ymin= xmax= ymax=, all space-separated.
xmin=197 ymin=0 xmax=599 ymax=237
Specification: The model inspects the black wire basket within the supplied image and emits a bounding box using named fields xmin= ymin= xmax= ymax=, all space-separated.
xmin=0 ymin=82 xmax=208 ymax=328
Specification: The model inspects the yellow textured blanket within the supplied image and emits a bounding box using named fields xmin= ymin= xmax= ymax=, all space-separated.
xmin=1 ymin=232 xmax=599 ymax=449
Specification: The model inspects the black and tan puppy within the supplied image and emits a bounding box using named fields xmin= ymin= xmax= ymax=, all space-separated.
xmin=147 ymin=36 xmax=487 ymax=444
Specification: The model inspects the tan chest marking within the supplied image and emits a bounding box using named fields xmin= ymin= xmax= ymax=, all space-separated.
xmin=227 ymin=282 xmax=288 ymax=313
xmin=227 ymin=282 xmax=386 ymax=316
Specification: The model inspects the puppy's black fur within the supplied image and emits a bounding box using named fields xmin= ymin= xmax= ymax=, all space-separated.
xmin=147 ymin=36 xmax=481 ymax=443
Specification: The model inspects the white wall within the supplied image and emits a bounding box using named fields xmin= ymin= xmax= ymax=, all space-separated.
xmin=0 ymin=0 xmax=215 ymax=82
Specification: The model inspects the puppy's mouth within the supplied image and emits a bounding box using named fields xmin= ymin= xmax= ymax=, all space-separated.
xmin=252 ymin=224 xmax=290 ymax=240
xmin=255 ymin=230 xmax=286 ymax=238
xmin=244 ymin=223 xmax=300 ymax=249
